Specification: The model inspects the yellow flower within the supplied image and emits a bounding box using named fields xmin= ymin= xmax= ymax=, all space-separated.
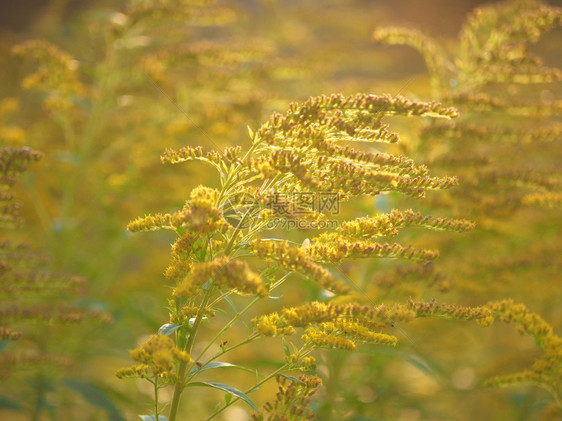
xmin=120 ymin=334 xmax=192 ymax=381
xmin=251 ymin=239 xmax=351 ymax=295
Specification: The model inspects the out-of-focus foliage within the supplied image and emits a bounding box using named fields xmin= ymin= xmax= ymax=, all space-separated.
xmin=358 ymin=0 xmax=562 ymax=419
xmin=2 ymin=0 xmax=311 ymax=418
xmin=0 ymin=142 xmax=114 ymax=419
xmin=0 ymin=0 xmax=560 ymax=420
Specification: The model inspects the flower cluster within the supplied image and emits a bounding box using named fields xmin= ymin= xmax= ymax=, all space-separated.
xmin=253 ymin=312 xmax=296 ymax=337
xmin=0 ymin=146 xmax=112 ymax=390
xmin=169 ymin=304 xmax=215 ymax=325
xmin=254 ymin=301 xmax=414 ymax=354
xmin=172 ymin=256 xmax=267 ymax=299
xmin=422 ymin=122 xmax=562 ymax=145
xmin=0 ymin=304 xmax=112 ymax=325
xmin=251 ymin=375 xmax=322 ymax=421
xmin=0 ymin=326 xmax=21 ymax=341
xmin=240 ymin=93 xmax=459 ymax=198
xmin=408 ymin=299 xmax=493 ymax=322
xmin=124 ymin=91 xmax=478 ymax=418
xmin=373 ymin=27 xmax=452 ymax=90
xmin=482 ymin=300 xmax=561 ymax=401
xmin=375 ymin=0 xmax=562 ymax=215
xmin=250 ymin=239 xmax=351 ymax=295
xmin=127 ymin=0 xmax=236 ymax=28
xmin=338 ymin=209 xmax=475 ymax=239
xmin=127 ymin=185 xmax=230 ymax=234
xmin=0 ymin=353 xmax=73 ymax=379
xmin=457 ymin=0 xmax=562 ymax=85
xmin=369 ymin=262 xmax=452 ymax=300
xmin=116 ymin=334 xmax=192 ymax=383
xmin=12 ymin=40 xmax=85 ymax=111
xmin=308 ymin=233 xmax=439 ymax=263
xmin=141 ymin=37 xmax=275 ymax=83
xmin=286 ymin=354 xmax=317 ymax=371
xmin=302 ymin=320 xmax=398 ymax=351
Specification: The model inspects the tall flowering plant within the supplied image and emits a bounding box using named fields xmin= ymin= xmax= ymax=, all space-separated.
xmin=118 ymin=93 xmax=560 ymax=420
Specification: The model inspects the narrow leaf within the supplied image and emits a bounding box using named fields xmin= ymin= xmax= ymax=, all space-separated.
xmin=158 ymin=323 xmax=181 ymax=336
xmin=188 ymin=361 xmax=261 ymax=377
xmin=187 ymin=382 xmax=260 ymax=413
xmin=282 ymin=337 xmax=291 ymax=358
xmin=224 ymin=296 xmax=237 ymax=312
xmin=248 ymin=383 xmax=264 ymax=393
xmin=278 ymin=374 xmax=306 ymax=385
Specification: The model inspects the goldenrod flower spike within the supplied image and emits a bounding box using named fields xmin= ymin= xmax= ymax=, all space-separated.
xmin=117 ymin=334 xmax=192 ymax=383
xmin=172 ymin=257 xmax=268 ymax=299
xmin=338 ymin=209 xmax=475 ymax=239
xmin=251 ymin=239 xmax=352 ymax=295
xmin=125 ymin=89 xmax=480 ymax=419
xmin=251 ymin=375 xmax=322 ymax=421
xmin=127 ymin=185 xmax=229 ymax=234
xmin=308 ymin=233 xmax=440 ymax=263
xmin=373 ymin=27 xmax=454 ymax=90
xmin=12 ymin=40 xmax=84 ymax=111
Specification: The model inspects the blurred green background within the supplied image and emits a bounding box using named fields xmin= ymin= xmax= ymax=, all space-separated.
xmin=0 ymin=0 xmax=560 ymax=420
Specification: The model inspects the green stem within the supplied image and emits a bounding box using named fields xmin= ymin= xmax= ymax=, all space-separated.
xmin=194 ymin=271 xmax=291 ymax=364
xmin=216 ymin=136 xmax=261 ymax=206
xmin=154 ymin=378 xmax=159 ymax=421
xmin=205 ymin=341 xmax=313 ymax=421
xmin=188 ymin=333 xmax=261 ymax=383
xmin=168 ymin=290 xmax=213 ymax=421
xmin=223 ymin=208 xmax=253 ymax=256
xmin=213 ymin=333 xmax=260 ymax=359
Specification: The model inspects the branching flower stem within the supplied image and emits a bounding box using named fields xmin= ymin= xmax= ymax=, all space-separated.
xmin=205 ymin=344 xmax=315 ymax=421
xmin=193 ymin=272 xmax=293 ymax=366
xmin=169 ymin=288 xmax=214 ymax=421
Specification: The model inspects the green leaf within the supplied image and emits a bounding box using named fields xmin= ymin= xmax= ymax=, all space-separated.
xmin=212 ymin=401 xmax=222 ymax=414
xmin=247 ymin=125 xmax=255 ymax=139
xmin=224 ymin=393 xmax=232 ymax=404
xmin=278 ymin=374 xmax=305 ymax=385
xmin=211 ymin=306 xmax=227 ymax=315
xmin=403 ymin=354 xmax=440 ymax=377
xmin=248 ymin=383 xmax=264 ymax=393
xmin=188 ymin=361 xmax=261 ymax=377
xmin=158 ymin=323 xmax=181 ymax=336
xmin=139 ymin=416 xmax=169 ymax=421
xmin=224 ymin=296 xmax=237 ymax=312
xmin=62 ymin=379 xmax=125 ymax=421
xmin=0 ymin=395 xmax=24 ymax=410
xmin=282 ymin=337 xmax=291 ymax=358
xmin=187 ymin=382 xmax=260 ymax=413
